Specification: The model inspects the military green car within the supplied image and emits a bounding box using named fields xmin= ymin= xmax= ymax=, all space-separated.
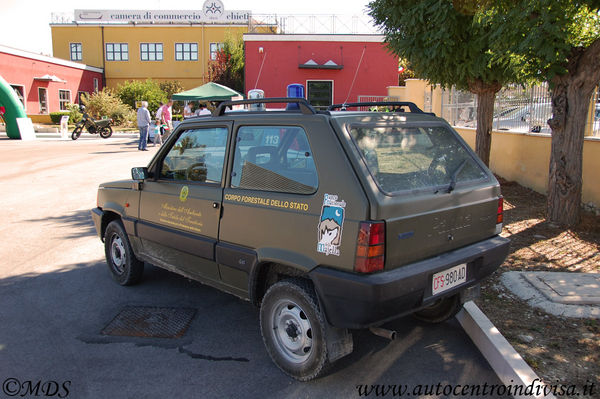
xmin=91 ymin=98 xmax=509 ymax=381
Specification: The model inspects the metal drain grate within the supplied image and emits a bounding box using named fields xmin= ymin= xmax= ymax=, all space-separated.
xmin=101 ymin=306 xmax=196 ymax=338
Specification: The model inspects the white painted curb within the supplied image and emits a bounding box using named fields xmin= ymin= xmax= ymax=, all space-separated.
xmin=456 ymin=301 xmax=555 ymax=399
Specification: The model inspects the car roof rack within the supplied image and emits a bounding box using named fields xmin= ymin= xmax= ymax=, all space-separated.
xmin=327 ymin=101 xmax=434 ymax=115
xmin=214 ymin=97 xmax=317 ymax=116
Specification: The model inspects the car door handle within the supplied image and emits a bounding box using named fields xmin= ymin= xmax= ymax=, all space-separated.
xmin=213 ymin=202 xmax=220 ymax=209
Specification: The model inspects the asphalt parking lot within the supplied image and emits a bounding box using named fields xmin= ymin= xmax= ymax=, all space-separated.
xmin=0 ymin=136 xmax=507 ymax=398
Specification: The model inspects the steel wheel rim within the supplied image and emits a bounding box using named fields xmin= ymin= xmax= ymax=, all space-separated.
xmin=110 ymin=234 xmax=126 ymax=274
xmin=271 ymin=299 xmax=313 ymax=364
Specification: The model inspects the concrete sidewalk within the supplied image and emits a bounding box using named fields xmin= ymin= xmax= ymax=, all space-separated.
xmin=502 ymin=271 xmax=600 ymax=318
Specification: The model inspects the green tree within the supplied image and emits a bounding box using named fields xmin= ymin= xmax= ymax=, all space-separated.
xmin=208 ymin=32 xmax=244 ymax=93
xmin=159 ymin=80 xmax=185 ymax=99
xmin=81 ymin=90 xmax=135 ymax=126
xmin=115 ymin=79 xmax=167 ymax=114
xmin=368 ymin=0 xmax=521 ymax=166
xmin=483 ymin=1 xmax=600 ymax=226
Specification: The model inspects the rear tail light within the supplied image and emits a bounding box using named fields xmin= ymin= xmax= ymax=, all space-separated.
xmin=496 ymin=197 xmax=504 ymax=234
xmin=354 ymin=221 xmax=385 ymax=273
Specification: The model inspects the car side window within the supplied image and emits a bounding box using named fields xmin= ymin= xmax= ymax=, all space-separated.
xmin=160 ymin=127 xmax=228 ymax=183
xmin=231 ymin=126 xmax=318 ymax=194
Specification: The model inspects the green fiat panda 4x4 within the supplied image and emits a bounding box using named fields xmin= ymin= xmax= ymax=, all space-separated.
xmin=92 ymin=98 xmax=509 ymax=381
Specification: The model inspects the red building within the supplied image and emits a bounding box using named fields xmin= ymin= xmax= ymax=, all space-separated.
xmin=0 ymin=45 xmax=104 ymax=123
xmin=243 ymin=34 xmax=398 ymax=109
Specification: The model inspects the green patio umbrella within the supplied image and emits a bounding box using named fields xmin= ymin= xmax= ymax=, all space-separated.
xmin=172 ymin=82 xmax=243 ymax=101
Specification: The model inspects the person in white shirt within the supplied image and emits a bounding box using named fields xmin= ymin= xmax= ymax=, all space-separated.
xmin=195 ymin=102 xmax=211 ymax=116
xmin=183 ymin=102 xmax=193 ymax=119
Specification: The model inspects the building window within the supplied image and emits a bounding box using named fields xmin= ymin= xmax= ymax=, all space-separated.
xmin=106 ymin=43 xmax=129 ymax=61
xmin=175 ymin=43 xmax=198 ymax=61
xmin=38 ymin=88 xmax=48 ymax=114
xmin=59 ymin=90 xmax=71 ymax=111
xmin=70 ymin=43 xmax=82 ymax=61
xmin=10 ymin=85 xmax=25 ymax=110
xmin=93 ymin=78 xmax=99 ymax=92
xmin=210 ymin=43 xmax=224 ymax=61
xmin=78 ymin=91 xmax=87 ymax=105
xmin=140 ymin=43 xmax=163 ymax=61
xmin=307 ymin=81 xmax=333 ymax=111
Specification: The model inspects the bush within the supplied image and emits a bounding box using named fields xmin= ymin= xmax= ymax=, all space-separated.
xmin=172 ymin=114 xmax=183 ymax=122
xmin=49 ymin=112 xmax=70 ymax=124
xmin=81 ymin=90 xmax=136 ymax=126
xmin=66 ymin=103 xmax=82 ymax=123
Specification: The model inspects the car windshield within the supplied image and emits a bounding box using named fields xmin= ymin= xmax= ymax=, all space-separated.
xmin=349 ymin=124 xmax=487 ymax=194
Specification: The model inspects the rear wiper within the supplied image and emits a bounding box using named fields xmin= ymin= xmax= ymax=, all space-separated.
xmin=446 ymin=159 xmax=468 ymax=193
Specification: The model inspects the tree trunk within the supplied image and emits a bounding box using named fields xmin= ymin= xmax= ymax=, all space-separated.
xmin=547 ymin=40 xmax=600 ymax=226
xmin=469 ymin=79 xmax=502 ymax=167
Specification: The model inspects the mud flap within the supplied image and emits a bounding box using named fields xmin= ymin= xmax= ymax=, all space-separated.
xmin=324 ymin=322 xmax=353 ymax=362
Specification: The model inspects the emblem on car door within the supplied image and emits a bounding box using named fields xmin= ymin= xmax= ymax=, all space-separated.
xmin=179 ymin=186 xmax=189 ymax=202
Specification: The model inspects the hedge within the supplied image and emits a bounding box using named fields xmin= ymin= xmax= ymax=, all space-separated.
xmin=49 ymin=112 xmax=71 ymax=124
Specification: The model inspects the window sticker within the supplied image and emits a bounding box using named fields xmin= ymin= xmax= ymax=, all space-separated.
xmin=317 ymin=194 xmax=346 ymax=256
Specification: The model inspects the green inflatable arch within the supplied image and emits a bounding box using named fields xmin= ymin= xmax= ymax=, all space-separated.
xmin=0 ymin=75 xmax=27 ymax=139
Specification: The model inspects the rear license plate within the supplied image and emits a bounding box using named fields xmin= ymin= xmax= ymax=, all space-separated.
xmin=432 ymin=264 xmax=467 ymax=296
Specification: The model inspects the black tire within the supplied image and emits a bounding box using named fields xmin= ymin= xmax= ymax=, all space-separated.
xmin=412 ymin=294 xmax=462 ymax=323
xmin=260 ymin=279 xmax=329 ymax=381
xmin=71 ymin=126 xmax=82 ymax=140
xmin=99 ymin=126 xmax=113 ymax=139
xmin=104 ymin=220 xmax=144 ymax=286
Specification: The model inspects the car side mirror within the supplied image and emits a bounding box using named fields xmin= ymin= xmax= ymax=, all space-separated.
xmin=131 ymin=167 xmax=148 ymax=181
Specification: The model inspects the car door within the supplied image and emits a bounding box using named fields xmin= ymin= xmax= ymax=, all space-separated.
xmin=137 ymin=123 xmax=231 ymax=282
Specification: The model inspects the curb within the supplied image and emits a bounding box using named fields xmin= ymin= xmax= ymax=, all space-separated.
xmin=456 ymin=301 xmax=555 ymax=399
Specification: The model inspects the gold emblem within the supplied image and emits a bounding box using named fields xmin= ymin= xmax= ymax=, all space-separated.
xmin=179 ymin=186 xmax=189 ymax=202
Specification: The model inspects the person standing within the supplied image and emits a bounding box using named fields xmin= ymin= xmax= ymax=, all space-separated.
xmin=183 ymin=102 xmax=193 ymax=119
xmin=137 ymin=101 xmax=151 ymax=151
xmin=161 ymin=100 xmax=174 ymax=139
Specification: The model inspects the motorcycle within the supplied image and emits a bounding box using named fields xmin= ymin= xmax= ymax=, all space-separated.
xmin=71 ymin=112 xmax=113 ymax=140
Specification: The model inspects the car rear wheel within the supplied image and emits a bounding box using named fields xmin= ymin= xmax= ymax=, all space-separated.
xmin=260 ymin=279 xmax=329 ymax=381
xmin=104 ymin=220 xmax=144 ymax=286
xmin=412 ymin=294 xmax=462 ymax=323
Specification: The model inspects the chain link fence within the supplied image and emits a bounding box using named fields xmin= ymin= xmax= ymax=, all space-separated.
xmin=441 ymin=84 xmax=600 ymax=136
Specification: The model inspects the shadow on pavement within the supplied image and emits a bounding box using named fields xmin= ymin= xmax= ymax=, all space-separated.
xmin=0 ymin=259 xmax=507 ymax=398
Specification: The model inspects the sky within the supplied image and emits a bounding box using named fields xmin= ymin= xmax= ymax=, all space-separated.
xmin=2 ymin=0 xmax=374 ymax=56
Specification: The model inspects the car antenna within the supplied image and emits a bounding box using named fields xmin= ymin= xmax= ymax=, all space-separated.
xmin=342 ymin=45 xmax=367 ymax=105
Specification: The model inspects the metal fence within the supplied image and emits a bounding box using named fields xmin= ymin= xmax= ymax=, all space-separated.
xmin=249 ymin=14 xmax=378 ymax=34
xmin=441 ymin=84 xmax=600 ymax=136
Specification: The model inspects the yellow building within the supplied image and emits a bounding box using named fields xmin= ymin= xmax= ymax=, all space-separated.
xmin=50 ymin=3 xmax=267 ymax=90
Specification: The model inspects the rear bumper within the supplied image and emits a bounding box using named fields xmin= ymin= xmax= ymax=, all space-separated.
xmin=309 ymin=235 xmax=509 ymax=329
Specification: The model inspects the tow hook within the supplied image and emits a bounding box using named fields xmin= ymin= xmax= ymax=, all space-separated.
xmin=369 ymin=327 xmax=397 ymax=341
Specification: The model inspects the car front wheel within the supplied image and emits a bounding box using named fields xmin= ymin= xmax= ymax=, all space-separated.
xmin=260 ymin=279 xmax=329 ymax=381
xmin=104 ymin=220 xmax=144 ymax=286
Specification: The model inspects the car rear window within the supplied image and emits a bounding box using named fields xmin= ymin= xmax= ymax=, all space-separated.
xmin=349 ymin=124 xmax=487 ymax=194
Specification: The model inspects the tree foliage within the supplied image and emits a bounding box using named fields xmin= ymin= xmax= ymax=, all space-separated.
xmin=368 ymin=0 xmax=523 ymax=166
xmin=368 ymin=0 xmax=519 ymax=91
xmin=115 ymin=79 xmax=168 ymax=114
xmin=208 ymin=32 xmax=244 ymax=93
xmin=159 ymin=80 xmax=185 ymax=99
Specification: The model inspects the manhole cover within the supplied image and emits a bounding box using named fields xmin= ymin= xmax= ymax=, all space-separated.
xmin=101 ymin=306 xmax=196 ymax=338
